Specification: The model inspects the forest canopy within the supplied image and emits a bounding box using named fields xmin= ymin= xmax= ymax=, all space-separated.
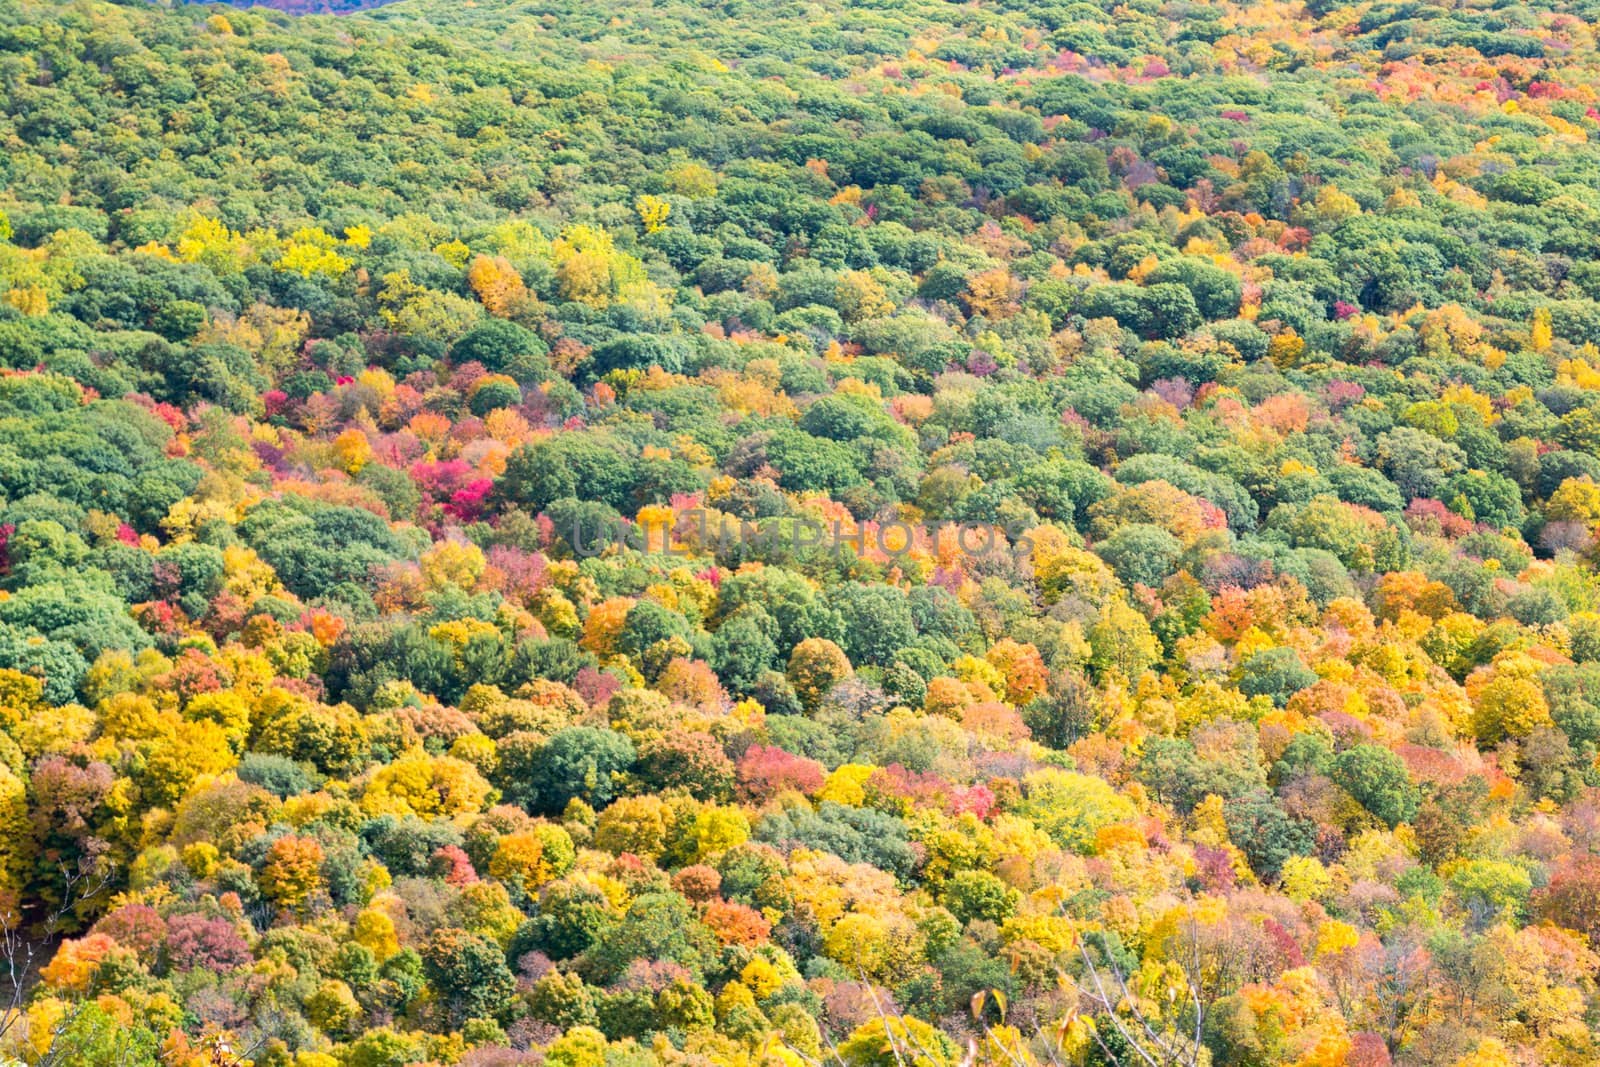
xmin=3 ymin=0 xmax=1600 ymax=1065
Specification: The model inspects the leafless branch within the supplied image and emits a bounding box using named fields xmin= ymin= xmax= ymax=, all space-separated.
xmin=0 ymin=858 xmax=115 ymax=1066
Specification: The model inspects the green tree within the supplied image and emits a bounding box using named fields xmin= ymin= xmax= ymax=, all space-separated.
xmin=580 ymin=891 xmax=720 ymax=985
xmin=421 ymin=927 xmax=518 ymax=1025
xmin=833 ymin=583 xmax=916 ymax=667
xmin=1223 ymin=789 xmax=1313 ymax=881
xmin=1096 ymin=523 xmax=1182 ymax=589
xmin=1237 ymin=647 xmax=1318 ymax=708
xmin=498 ymin=434 xmax=640 ymax=514
xmin=711 ymin=605 xmax=780 ymax=694
xmin=1332 ymin=743 xmax=1419 ymax=829
xmin=452 ymin=317 xmax=550 ymax=379
xmin=1145 ymin=257 xmax=1243 ymax=319
xmin=511 ymin=727 xmax=636 ymax=814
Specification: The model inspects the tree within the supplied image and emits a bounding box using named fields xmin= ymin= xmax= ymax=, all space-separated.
xmin=520 ymin=879 xmax=618 ymax=961
xmin=1469 ymin=671 xmax=1551 ymax=746
xmin=421 ymin=927 xmax=517 ymax=1026
xmin=1236 ymin=647 xmax=1317 ymax=708
xmin=941 ymin=870 xmax=1018 ymax=925
xmin=1535 ymin=856 xmax=1600 ymax=943
xmin=305 ymin=978 xmax=363 ymax=1036
xmin=617 ymin=599 xmax=695 ymax=680
xmin=636 ymin=731 xmax=735 ymax=801
xmin=345 ymin=1029 xmax=426 ymax=1067
xmin=1145 ymin=258 xmax=1243 ymax=319
xmin=787 ymin=637 xmax=852 ymax=711
xmin=527 ymin=970 xmax=600 ymax=1029
xmin=18 ymin=0 xmax=1600 ymax=1059
xmin=498 ymin=435 xmax=639 ymax=515
xmin=593 ymin=795 xmax=673 ymax=860
xmin=466 ymin=255 xmax=531 ymax=318
xmin=764 ymin=428 xmax=867 ymax=494
xmin=711 ymin=606 xmax=780 ymax=694
xmin=717 ymin=568 xmax=842 ymax=655
xmin=14 ymin=1003 xmax=162 ymax=1067
xmin=580 ymin=892 xmax=719 ymax=985
xmin=488 ymin=825 xmax=576 ymax=898
xmin=736 ymin=745 xmax=826 ymax=802
xmin=509 ymin=727 xmax=636 ymax=814
xmin=468 ymin=374 xmax=522 ymax=416
xmin=452 ymin=317 xmax=549 ymax=379
xmin=838 ymin=1016 xmax=960 ymax=1067
xmin=1140 ymin=282 xmax=1204 ymax=340
xmin=1442 ymin=469 xmax=1524 ymax=529
xmin=362 ymin=752 xmax=492 ymax=818
xmin=545 ymin=1026 xmax=609 ymax=1067
xmin=1223 ymin=790 xmax=1314 ymax=882
xmin=833 ymin=583 xmax=917 ymax=668
xmin=1448 ymin=860 xmax=1533 ymax=924
xmin=257 ymin=834 xmax=325 ymax=912
xmin=1018 ymin=768 xmax=1137 ymax=853
xmin=1376 ymin=428 xmax=1467 ymax=501
xmin=1024 ymin=669 xmax=1101 ymax=750
xmin=1067 ymin=917 xmax=1214 ymax=1067
xmin=755 ymin=801 xmax=917 ymax=879
xmin=163 ymin=912 xmax=253 ymax=973
xmin=1088 ymin=598 xmax=1161 ymax=681
xmin=1331 ymin=744 xmax=1418 ymax=829
xmin=1097 ymin=524 xmax=1183 ymax=590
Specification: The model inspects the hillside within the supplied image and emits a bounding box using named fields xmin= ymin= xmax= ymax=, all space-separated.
xmin=208 ymin=0 xmax=401 ymax=14
xmin=4 ymin=1 xmax=1600 ymax=1066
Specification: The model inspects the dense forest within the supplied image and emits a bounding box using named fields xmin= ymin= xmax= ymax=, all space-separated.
xmin=5 ymin=0 xmax=1600 ymax=1064
xmin=208 ymin=1 xmax=400 ymax=14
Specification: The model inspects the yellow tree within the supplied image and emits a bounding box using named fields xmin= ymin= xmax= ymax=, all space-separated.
xmin=467 ymin=254 xmax=531 ymax=318
xmin=259 ymin=835 xmax=326 ymax=912
xmin=331 ymin=429 xmax=371 ymax=475
xmin=1466 ymin=651 xmax=1553 ymax=745
xmin=635 ymin=195 xmax=672 ymax=234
